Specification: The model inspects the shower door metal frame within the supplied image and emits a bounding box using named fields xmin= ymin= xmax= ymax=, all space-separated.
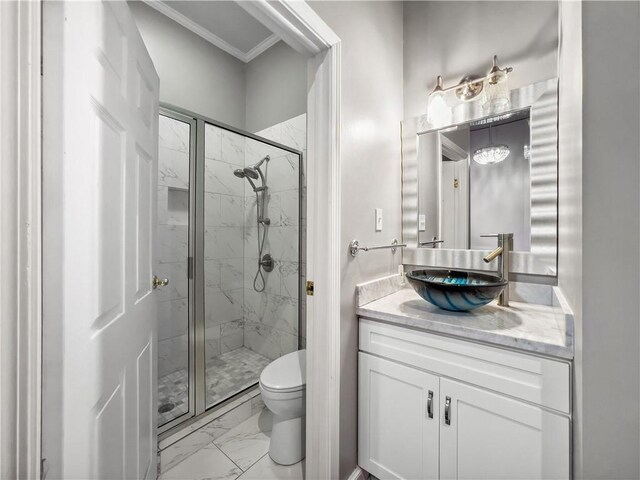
xmin=157 ymin=107 xmax=198 ymax=435
xmin=159 ymin=103 xmax=305 ymax=435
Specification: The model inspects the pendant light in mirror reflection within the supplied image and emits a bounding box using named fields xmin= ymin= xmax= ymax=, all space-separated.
xmin=472 ymin=123 xmax=510 ymax=165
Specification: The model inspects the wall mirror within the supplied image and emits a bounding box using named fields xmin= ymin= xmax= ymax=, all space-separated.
xmin=402 ymin=78 xmax=558 ymax=277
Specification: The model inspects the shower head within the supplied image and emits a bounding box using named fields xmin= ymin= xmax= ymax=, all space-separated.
xmin=243 ymin=167 xmax=260 ymax=180
xmin=233 ymin=169 xmax=246 ymax=178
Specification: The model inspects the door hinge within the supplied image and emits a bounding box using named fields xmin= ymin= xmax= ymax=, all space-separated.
xmin=306 ymin=280 xmax=314 ymax=296
xmin=187 ymin=256 xmax=193 ymax=279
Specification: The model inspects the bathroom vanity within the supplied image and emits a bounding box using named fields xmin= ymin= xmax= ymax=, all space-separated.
xmin=355 ymin=74 xmax=571 ymax=479
xmin=356 ymin=276 xmax=573 ymax=480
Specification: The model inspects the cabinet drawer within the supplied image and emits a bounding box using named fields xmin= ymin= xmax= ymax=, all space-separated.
xmin=359 ymin=318 xmax=570 ymax=413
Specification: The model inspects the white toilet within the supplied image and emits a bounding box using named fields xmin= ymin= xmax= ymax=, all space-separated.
xmin=259 ymin=349 xmax=306 ymax=465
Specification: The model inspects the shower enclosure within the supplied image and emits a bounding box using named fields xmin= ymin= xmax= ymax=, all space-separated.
xmin=156 ymin=106 xmax=305 ymax=432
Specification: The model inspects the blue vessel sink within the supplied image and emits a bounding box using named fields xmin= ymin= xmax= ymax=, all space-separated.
xmin=406 ymin=269 xmax=508 ymax=312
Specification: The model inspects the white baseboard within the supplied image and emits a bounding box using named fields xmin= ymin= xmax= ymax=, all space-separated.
xmin=347 ymin=466 xmax=368 ymax=480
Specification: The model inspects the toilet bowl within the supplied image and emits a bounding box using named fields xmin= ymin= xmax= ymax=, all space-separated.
xmin=259 ymin=349 xmax=306 ymax=465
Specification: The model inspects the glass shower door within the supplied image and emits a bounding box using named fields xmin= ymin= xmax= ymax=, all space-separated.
xmin=203 ymin=124 xmax=301 ymax=409
xmin=156 ymin=111 xmax=195 ymax=430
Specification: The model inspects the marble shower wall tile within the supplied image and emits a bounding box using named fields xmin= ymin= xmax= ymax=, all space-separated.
xmin=220 ymin=258 xmax=244 ymax=291
xmin=158 ymin=225 xmax=188 ymax=264
xmin=243 ymin=321 xmax=298 ymax=361
xmin=279 ymin=261 xmax=300 ymax=298
xmin=204 ymin=226 xmax=243 ymax=260
xmin=245 ymin=138 xmax=283 ymax=168
xmin=221 ymin=319 xmax=244 ymax=353
xmin=204 ymin=259 xmax=222 ymax=291
xmin=159 ymin=115 xmax=190 ymax=153
xmin=281 ymin=114 xmax=306 ymax=151
xmin=159 ymin=147 xmax=190 ymax=189
xmin=158 ymin=333 xmax=188 ymax=378
xmin=221 ymin=130 xmax=245 ymax=165
xmin=205 ymin=159 xmax=245 ymax=196
xmin=267 ymin=153 xmax=299 ymax=193
xmin=204 ymin=192 xmax=222 ymax=227
xmin=204 ymin=123 xmax=222 ymax=161
xmin=205 ymin=324 xmax=221 ymax=361
xmin=158 ymin=186 xmax=168 ymax=225
xmin=205 ymin=288 xmax=244 ymax=327
xmin=243 ymin=290 xmax=298 ymax=336
xmin=158 ymin=298 xmax=189 ymax=341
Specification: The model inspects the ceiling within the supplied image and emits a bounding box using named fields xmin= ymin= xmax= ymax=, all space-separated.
xmin=144 ymin=1 xmax=280 ymax=63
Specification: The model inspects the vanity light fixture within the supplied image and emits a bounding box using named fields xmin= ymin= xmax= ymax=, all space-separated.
xmin=427 ymin=55 xmax=513 ymax=125
xmin=473 ymin=124 xmax=510 ymax=165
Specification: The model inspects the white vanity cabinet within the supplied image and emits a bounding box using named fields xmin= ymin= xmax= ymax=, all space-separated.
xmin=358 ymin=319 xmax=570 ymax=480
xmin=358 ymin=353 xmax=440 ymax=479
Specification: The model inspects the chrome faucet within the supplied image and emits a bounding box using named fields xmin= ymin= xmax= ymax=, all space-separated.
xmin=481 ymin=233 xmax=513 ymax=307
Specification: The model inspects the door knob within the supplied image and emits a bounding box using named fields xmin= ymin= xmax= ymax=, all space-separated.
xmin=152 ymin=275 xmax=169 ymax=289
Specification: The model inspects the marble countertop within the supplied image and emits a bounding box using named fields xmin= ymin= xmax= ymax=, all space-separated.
xmin=356 ymin=282 xmax=574 ymax=360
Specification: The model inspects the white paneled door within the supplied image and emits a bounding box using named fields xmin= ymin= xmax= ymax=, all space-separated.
xmin=43 ymin=1 xmax=160 ymax=478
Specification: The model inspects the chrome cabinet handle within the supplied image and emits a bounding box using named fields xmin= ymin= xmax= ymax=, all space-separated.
xmin=152 ymin=275 xmax=169 ymax=289
xmin=427 ymin=390 xmax=434 ymax=419
xmin=444 ymin=396 xmax=451 ymax=425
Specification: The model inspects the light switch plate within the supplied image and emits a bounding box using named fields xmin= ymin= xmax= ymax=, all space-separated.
xmin=375 ymin=208 xmax=383 ymax=231
xmin=418 ymin=214 xmax=426 ymax=231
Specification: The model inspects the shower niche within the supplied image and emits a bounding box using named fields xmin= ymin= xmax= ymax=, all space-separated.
xmin=157 ymin=107 xmax=305 ymax=433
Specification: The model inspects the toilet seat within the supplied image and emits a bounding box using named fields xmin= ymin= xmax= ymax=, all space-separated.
xmin=260 ymin=349 xmax=306 ymax=393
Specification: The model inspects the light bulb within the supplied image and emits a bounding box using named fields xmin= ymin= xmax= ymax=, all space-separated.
xmin=427 ymin=91 xmax=451 ymax=127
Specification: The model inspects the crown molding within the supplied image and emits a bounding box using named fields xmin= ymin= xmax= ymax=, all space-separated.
xmin=142 ymin=0 xmax=279 ymax=63
xmin=244 ymin=33 xmax=280 ymax=62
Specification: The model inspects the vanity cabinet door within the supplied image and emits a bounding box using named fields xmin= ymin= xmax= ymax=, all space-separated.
xmin=439 ymin=379 xmax=569 ymax=480
xmin=358 ymin=352 xmax=440 ymax=480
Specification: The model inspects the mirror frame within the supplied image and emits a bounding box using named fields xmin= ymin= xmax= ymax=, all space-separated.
xmin=401 ymin=78 xmax=558 ymax=277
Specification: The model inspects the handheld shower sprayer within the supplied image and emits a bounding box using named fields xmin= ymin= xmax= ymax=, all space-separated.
xmin=233 ymin=155 xmax=272 ymax=292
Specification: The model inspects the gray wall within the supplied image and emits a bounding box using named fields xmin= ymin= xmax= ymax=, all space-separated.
xmin=129 ymin=1 xmax=247 ymax=128
xmin=580 ymin=2 xmax=640 ymax=477
xmin=307 ymin=2 xmax=404 ymax=478
xmin=559 ymin=2 xmax=640 ymax=478
xmin=403 ymin=1 xmax=558 ymax=121
xmin=245 ymin=41 xmax=307 ymax=132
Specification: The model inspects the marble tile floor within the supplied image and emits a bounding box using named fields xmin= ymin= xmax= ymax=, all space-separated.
xmin=158 ymin=347 xmax=272 ymax=426
xmin=160 ymin=408 xmax=305 ymax=480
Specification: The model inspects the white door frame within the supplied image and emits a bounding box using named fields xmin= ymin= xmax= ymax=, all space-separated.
xmin=237 ymin=3 xmax=342 ymax=478
xmin=0 ymin=1 xmax=42 ymax=479
xmin=1 ymin=0 xmax=341 ymax=478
